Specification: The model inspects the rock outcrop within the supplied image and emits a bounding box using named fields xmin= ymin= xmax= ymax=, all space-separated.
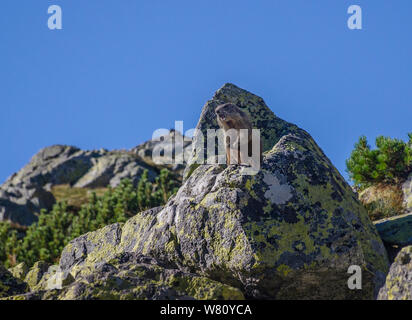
xmin=378 ymin=245 xmax=412 ymax=300
xmin=184 ymin=83 xmax=301 ymax=181
xmin=359 ymin=184 xmax=405 ymax=221
xmin=374 ymin=213 xmax=412 ymax=246
xmin=18 ymin=83 xmax=389 ymax=300
xmin=0 ymin=264 xmax=28 ymax=298
xmin=359 ymin=173 xmax=412 ymax=247
xmin=0 ymin=142 xmax=177 ymax=226
xmin=8 ymin=262 xmax=29 ymax=281
xmin=358 ymin=173 xmax=411 ymax=220
xmin=4 ymin=253 xmax=243 ymax=300
xmin=131 ymin=129 xmax=192 ymax=175
xmin=24 ymin=261 xmax=53 ymax=291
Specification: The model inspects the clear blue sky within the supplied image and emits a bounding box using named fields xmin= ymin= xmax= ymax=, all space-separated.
xmin=1 ymin=0 xmax=411 ymax=184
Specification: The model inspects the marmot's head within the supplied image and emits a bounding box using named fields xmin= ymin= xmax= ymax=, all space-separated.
xmin=215 ymin=103 xmax=245 ymax=123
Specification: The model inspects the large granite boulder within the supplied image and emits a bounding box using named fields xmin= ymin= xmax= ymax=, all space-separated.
xmin=4 ymin=253 xmax=243 ymax=300
xmin=184 ymin=83 xmax=301 ymax=181
xmin=378 ymin=245 xmax=412 ymax=300
xmin=0 ymin=145 xmax=156 ymax=226
xmin=54 ymin=84 xmax=388 ymax=299
xmin=374 ymin=213 xmax=412 ymax=246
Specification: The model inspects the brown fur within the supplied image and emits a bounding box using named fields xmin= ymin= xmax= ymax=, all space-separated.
xmin=215 ymin=103 xmax=262 ymax=165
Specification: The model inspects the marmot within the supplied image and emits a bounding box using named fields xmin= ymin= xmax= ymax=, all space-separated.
xmin=215 ymin=103 xmax=262 ymax=165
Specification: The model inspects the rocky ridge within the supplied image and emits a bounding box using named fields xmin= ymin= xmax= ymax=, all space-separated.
xmin=0 ymin=135 xmax=191 ymax=226
xmin=0 ymin=83 xmax=392 ymax=300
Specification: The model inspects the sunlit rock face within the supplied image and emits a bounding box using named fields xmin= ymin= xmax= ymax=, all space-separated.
xmin=131 ymin=129 xmax=192 ymax=175
xmin=0 ymin=145 xmax=157 ymax=226
xmin=184 ymin=83 xmax=301 ymax=181
xmin=55 ymin=84 xmax=389 ymax=300
xmin=378 ymin=245 xmax=412 ymax=300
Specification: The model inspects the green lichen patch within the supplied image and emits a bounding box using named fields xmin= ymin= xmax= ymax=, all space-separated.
xmin=378 ymin=245 xmax=412 ymax=300
xmin=24 ymin=261 xmax=50 ymax=291
xmin=37 ymin=253 xmax=243 ymax=300
xmin=48 ymin=84 xmax=389 ymax=300
xmin=8 ymin=262 xmax=29 ymax=281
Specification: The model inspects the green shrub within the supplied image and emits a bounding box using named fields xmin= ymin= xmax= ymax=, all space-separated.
xmin=0 ymin=169 xmax=180 ymax=268
xmin=346 ymin=133 xmax=412 ymax=189
xmin=0 ymin=222 xmax=16 ymax=265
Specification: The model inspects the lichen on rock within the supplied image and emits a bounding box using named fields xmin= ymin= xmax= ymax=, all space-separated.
xmin=6 ymin=253 xmax=243 ymax=300
xmin=24 ymin=261 xmax=51 ymax=291
xmin=53 ymin=84 xmax=389 ymax=300
xmin=0 ymin=264 xmax=28 ymax=298
xmin=183 ymin=83 xmax=300 ymax=181
xmin=0 ymin=145 xmax=157 ymax=226
xmin=378 ymin=245 xmax=412 ymax=300
xmin=374 ymin=213 xmax=412 ymax=246
xmin=8 ymin=262 xmax=29 ymax=281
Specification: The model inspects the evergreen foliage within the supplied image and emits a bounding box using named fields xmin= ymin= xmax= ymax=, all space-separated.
xmin=346 ymin=134 xmax=412 ymax=189
xmin=0 ymin=169 xmax=179 ymax=268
